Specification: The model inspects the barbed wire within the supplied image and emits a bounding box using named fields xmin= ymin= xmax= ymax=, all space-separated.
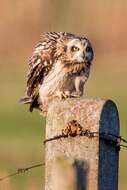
xmin=0 ymin=163 xmax=44 ymax=182
xmin=0 ymin=120 xmax=127 ymax=182
xmin=44 ymin=131 xmax=127 ymax=150
xmin=43 ymin=120 xmax=127 ymax=151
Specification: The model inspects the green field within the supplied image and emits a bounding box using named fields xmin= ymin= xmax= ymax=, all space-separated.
xmin=0 ymin=63 xmax=45 ymax=190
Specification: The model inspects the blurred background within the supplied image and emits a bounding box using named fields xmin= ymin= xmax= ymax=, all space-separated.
xmin=0 ymin=0 xmax=127 ymax=189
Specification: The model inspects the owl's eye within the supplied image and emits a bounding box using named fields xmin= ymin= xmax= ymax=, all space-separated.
xmin=71 ymin=46 xmax=80 ymax=52
xmin=86 ymin=46 xmax=91 ymax=52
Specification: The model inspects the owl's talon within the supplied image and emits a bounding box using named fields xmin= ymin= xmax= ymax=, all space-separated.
xmin=62 ymin=120 xmax=83 ymax=137
xmin=56 ymin=91 xmax=69 ymax=100
xmin=70 ymin=92 xmax=82 ymax=98
xmin=61 ymin=93 xmax=68 ymax=99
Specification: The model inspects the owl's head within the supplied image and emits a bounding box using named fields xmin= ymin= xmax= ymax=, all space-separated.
xmin=64 ymin=37 xmax=94 ymax=64
xmin=44 ymin=32 xmax=94 ymax=65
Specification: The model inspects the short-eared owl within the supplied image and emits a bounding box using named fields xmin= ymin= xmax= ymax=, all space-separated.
xmin=20 ymin=32 xmax=94 ymax=115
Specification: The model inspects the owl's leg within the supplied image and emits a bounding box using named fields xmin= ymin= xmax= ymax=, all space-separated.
xmin=70 ymin=75 xmax=85 ymax=98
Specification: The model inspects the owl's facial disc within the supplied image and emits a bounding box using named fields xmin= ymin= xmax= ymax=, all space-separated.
xmin=66 ymin=39 xmax=94 ymax=63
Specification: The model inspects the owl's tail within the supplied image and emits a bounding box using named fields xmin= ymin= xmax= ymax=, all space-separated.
xmin=19 ymin=95 xmax=40 ymax=112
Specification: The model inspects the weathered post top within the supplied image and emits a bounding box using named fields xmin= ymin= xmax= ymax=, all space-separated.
xmin=45 ymin=98 xmax=119 ymax=190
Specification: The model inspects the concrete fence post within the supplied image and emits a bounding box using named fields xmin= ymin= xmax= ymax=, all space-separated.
xmin=45 ymin=98 xmax=119 ymax=190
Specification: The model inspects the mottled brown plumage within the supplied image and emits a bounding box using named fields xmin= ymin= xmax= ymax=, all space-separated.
xmin=20 ymin=32 xmax=94 ymax=115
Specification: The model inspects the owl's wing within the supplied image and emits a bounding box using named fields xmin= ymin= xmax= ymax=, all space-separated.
xmin=20 ymin=41 xmax=53 ymax=111
xmin=20 ymin=32 xmax=66 ymax=111
xmin=26 ymin=32 xmax=66 ymax=98
xmin=27 ymin=51 xmax=50 ymax=97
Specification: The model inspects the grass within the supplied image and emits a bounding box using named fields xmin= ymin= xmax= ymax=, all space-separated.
xmin=0 ymin=107 xmax=45 ymax=190
xmin=0 ymin=62 xmax=45 ymax=190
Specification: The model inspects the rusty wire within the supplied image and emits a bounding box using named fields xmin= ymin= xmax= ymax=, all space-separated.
xmin=0 ymin=163 xmax=44 ymax=182
xmin=0 ymin=127 xmax=127 ymax=182
xmin=43 ymin=120 xmax=127 ymax=150
xmin=44 ymin=130 xmax=127 ymax=151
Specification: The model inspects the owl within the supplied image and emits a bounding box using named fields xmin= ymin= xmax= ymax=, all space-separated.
xmin=20 ymin=32 xmax=94 ymax=116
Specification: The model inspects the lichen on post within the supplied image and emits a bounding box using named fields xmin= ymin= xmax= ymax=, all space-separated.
xmin=45 ymin=98 xmax=119 ymax=190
